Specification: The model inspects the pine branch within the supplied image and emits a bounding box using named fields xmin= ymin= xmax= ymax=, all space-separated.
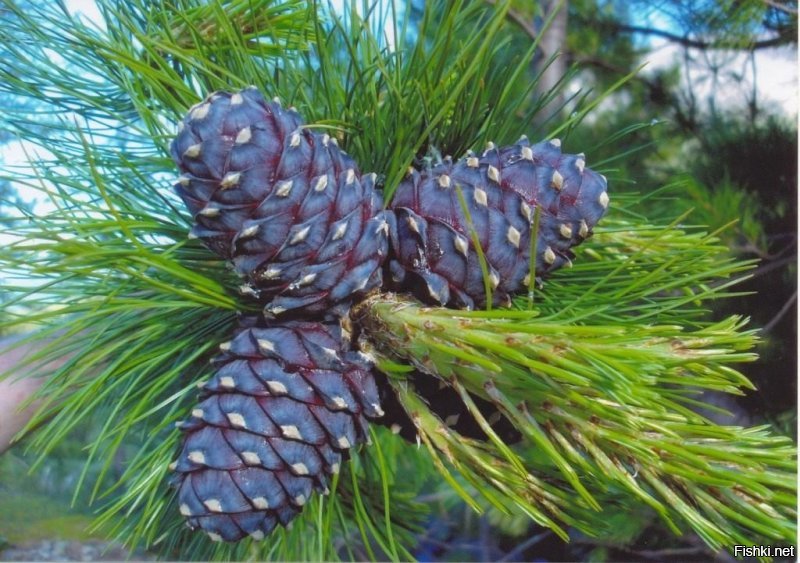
xmin=595 ymin=21 xmax=794 ymax=50
xmin=356 ymin=292 xmax=796 ymax=548
xmin=762 ymin=0 xmax=798 ymax=15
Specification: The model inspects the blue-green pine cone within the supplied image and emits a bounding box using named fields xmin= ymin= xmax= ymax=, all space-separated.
xmin=170 ymin=87 xmax=389 ymax=318
xmin=388 ymin=138 xmax=609 ymax=309
xmin=172 ymin=318 xmax=382 ymax=542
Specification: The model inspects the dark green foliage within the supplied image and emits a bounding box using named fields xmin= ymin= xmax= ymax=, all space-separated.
xmin=692 ymin=118 xmax=797 ymax=239
xmin=690 ymin=118 xmax=798 ymax=427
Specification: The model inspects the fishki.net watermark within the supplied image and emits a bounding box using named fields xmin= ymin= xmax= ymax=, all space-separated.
xmin=732 ymin=545 xmax=795 ymax=558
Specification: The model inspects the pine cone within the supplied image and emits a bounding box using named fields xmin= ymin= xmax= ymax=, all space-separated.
xmin=388 ymin=138 xmax=609 ymax=309
xmin=170 ymin=87 xmax=389 ymax=318
xmin=172 ymin=318 xmax=382 ymax=541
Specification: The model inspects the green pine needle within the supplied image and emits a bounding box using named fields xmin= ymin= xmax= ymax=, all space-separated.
xmin=356 ymin=285 xmax=796 ymax=548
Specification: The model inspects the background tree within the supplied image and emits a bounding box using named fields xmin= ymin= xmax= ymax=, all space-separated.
xmin=564 ymin=0 xmax=798 ymax=442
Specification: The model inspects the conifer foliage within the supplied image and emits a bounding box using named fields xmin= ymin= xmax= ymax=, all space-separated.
xmin=0 ymin=0 xmax=795 ymax=560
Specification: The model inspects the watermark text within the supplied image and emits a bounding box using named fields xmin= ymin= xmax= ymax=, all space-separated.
xmin=733 ymin=545 xmax=795 ymax=558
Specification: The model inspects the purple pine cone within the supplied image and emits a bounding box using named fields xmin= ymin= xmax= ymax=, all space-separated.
xmin=172 ymin=318 xmax=382 ymax=542
xmin=170 ymin=87 xmax=389 ymax=318
xmin=388 ymin=137 xmax=609 ymax=308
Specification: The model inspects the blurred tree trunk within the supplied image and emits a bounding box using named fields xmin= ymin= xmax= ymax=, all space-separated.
xmin=0 ymin=337 xmax=47 ymax=454
xmin=532 ymin=0 xmax=569 ymax=122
